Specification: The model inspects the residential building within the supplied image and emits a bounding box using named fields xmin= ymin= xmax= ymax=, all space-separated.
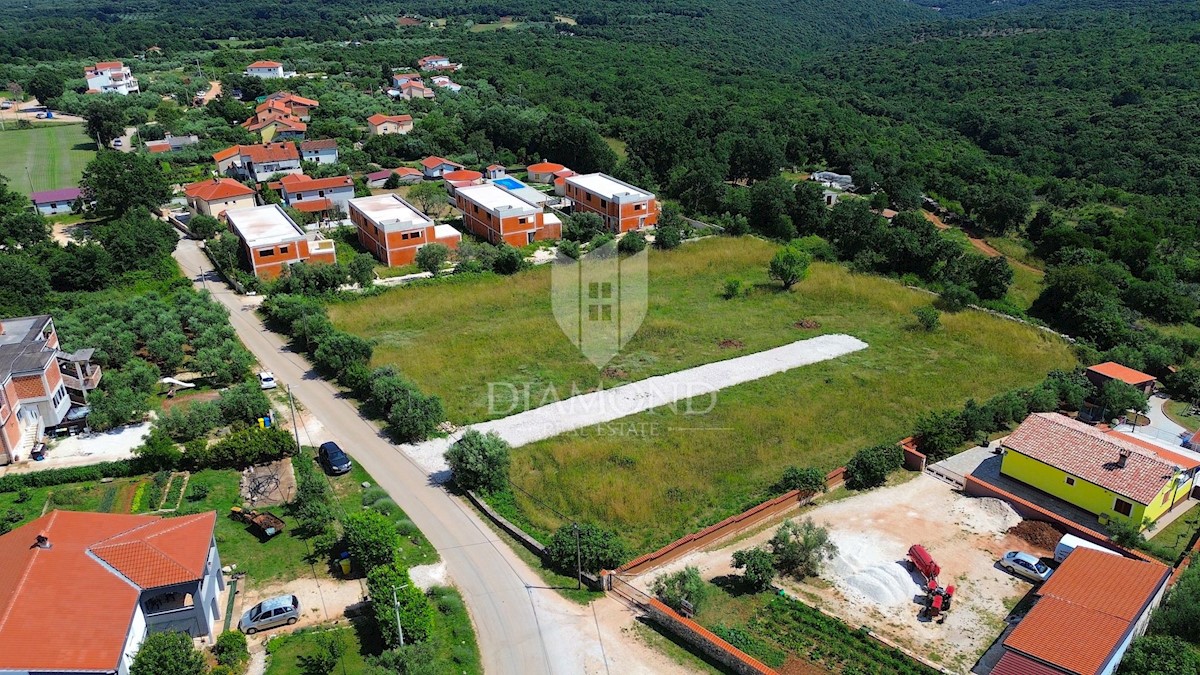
xmin=184 ymin=177 xmax=257 ymax=218
xmin=241 ymin=94 xmax=318 ymax=142
xmin=485 ymin=164 xmax=506 ymax=180
xmin=144 ymin=133 xmax=200 ymax=154
xmin=442 ymin=169 xmax=484 ymax=195
xmin=0 ymin=315 xmax=101 ymax=465
xmin=365 ymin=167 xmax=422 ymax=188
xmin=395 ymin=80 xmax=435 ymax=100
xmin=213 ymin=143 xmax=302 ymax=183
xmin=29 ymin=187 xmax=81 ymax=215
xmin=245 ymin=60 xmax=292 ymax=78
xmin=300 ymin=138 xmax=339 ymax=165
xmin=431 ymin=75 xmax=462 ymax=92
xmin=84 ymin=61 xmax=139 ymax=95
xmin=811 ymin=171 xmax=854 ymax=190
xmin=0 ymin=510 xmax=224 ymax=675
xmin=992 ymin=548 xmax=1169 ymax=675
xmin=225 ymin=204 xmax=337 ymax=278
xmin=552 ymin=168 xmax=576 ymax=196
xmin=455 ymin=183 xmax=561 ymax=246
xmin=277 ymin=174 xmax=355 ymax=216
xmin=349 ymin=193 xmax=461 ymax=266
xmin=490 ymin=175 xmax=552 ymax=207
xmin=391 ymin=71 xmax=421 ymax=87
xmin=526 ymin=161 xmax=566 ymax=184
xmin=421 ymin=156 xmax=464 ymax=178
xmin=367 ymin=113 xmax=414 ymax=136
xmin=417 ymin=55 xmax=462 ymax=71
xmin=1087 ymin=362 xmax=1157 ymax=395
xmin=262 ymin=91 xmax=319 ymax=119
xmin=564 ymin=172 xmax=659 ymax=232
xmin=1000 ymin=412 xmax=1199 ymax=529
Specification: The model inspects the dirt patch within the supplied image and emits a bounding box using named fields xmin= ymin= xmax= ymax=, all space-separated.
xmin=114 ymin=481 xmax=140 ymax=513
xmin=602 ymin=366 xmax=628 ymax=379
xmin=1008 ymin=520 xmax=1064 ymax=550
xmin=160 ymin=390 xmax=220 ymax=412
xmin=239 ymin=458 xmax=296 ymax=507
xmin=238 ymin=575 xmax=368 ymax=641
xmin=778 ymin=657 xmax=829 ymax=675
xmin=718 ymin=338 xmax=744 ymax=349
xmin=793 ymin=319 xmax=821 ymax=330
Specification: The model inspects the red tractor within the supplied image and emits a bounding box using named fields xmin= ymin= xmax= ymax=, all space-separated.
xmin=907 ymin=544 xmax=956 ymax=622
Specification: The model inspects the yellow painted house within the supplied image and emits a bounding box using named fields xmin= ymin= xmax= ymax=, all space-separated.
xmin=1001 ymin=413 xmax=1199 ymax=529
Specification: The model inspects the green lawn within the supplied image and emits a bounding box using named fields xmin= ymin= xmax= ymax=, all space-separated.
xmin=1149 ymin=502 xmax=1200 ymax=562
xmin=986 ymin=236 xmax=1045 ymax=271
xmin=0 ymin=124 xmax=96 ymax=194
xmin=1006 ymin=261 xmax=1044 ymax=311
xmin=1164 ymin=400 xmax=1200 ymax=433
xmin=604 ymin=136 xmax=628 ymax=160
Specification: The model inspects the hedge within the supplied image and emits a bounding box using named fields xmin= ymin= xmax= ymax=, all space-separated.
xmin=0 ymin=459 xmax=141 ymax=493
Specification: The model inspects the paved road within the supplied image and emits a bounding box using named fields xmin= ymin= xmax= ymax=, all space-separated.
xmin=172 ymin=239 xmax=665 ymax=675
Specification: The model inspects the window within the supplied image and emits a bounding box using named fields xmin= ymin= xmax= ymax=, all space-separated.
xmin=260 ymin=248 xmax=275 ymax=257
xmin=634 ymin=203 xmax=644 ymax=211
xmin=600 ymin=199 xmax=608 ymax=208
xmin=51 ymin=385 xmax=66 ymax=407
xmin=1114 ymin=498 xmax=1134 ymax=517
xmin=1065 ymin=476 xmax=1075 ymax=486
xmin=279 ymin=245 xmax=288 ymax=254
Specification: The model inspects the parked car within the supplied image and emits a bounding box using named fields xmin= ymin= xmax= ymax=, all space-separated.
xmin=318 ymin=441 xmax=352 ymax=475
xmin=0 ymin=101 xmax=11 ymax=110
xmin=1053 ymin=534 xmax=1120 ymax=563
xmin=238 ymin=594 xmax=300 ymax=634
xmin=112 ymin=138 xmax=123 ymax=147
xmin=258 ymin=371 xmax=278 ymax=389
xmin=999 ymin=551 xmax=1053 ymax=582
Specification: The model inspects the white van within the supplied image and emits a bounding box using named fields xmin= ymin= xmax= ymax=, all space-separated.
xmin=1054 ymin=533 xmax=1121 ymax=563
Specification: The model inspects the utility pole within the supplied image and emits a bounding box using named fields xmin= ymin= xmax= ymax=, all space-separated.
xmin=574 ymin=522 xmax=582 ymax=590
xmin=287 ymin=385 xmax=300 ymax=450
xmin=391 ymin=584 xmax=409 ymax=646
xmin=24 ymin=166 xmax=33 ymax=194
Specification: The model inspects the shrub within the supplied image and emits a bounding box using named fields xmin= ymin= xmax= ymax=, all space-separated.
xmin=187 ymin=427 xmax=296 ymax=470
xmin=914 ymin=409 xmax=967 ymax=461
xmin=313 ymin=331 xmax=373 ymax=376
xmin=938 ymin=284 xmax=978 ymax=312
xmin=0 ymin=460 xmax=139 ymax=493
xmin=366 ymin=563 xmax=434 ymax=647
xmin=157 ymin=401 xmax=223 ymax=442
xmin=654 ymin=225 xmax=682 ymax=250
xmin=1149 ymin=552 xmax=1200 ymax=641
xmin=558 ymin=239 xmax=581 ymax=260
xmin=303 ymin=631 xmax=347 ymax=674
xmin=732 ymin=547 xmax=776 ymax=591
xmin=492 ymin=245 xmax=526 ymax=275
xmin=769 ymin=518 xmax=837 ymax=579
xmin=187 ymin=482 xmax=210 ymax=502
xmin=445 ymin=430 xmax=510 ymax=493
xmin=790 ymin=234 xmax=836 ymax=261
xmin=1118 ymin=636 xmax=1200 ymax=675
xmin=545 ymin=523 xmax=629 ymax=575
xmin=415 ymin=243 xmax=450 ymax=276
xmin=722 ymin=278 xmax=743 ymax=300
xmin=213 ymin=631 xmax=249 ymax=667
xmin=772 ymin=466 xmax=826 ymax=495
xmin=651 ymin=566 xmax=709 ymax=614
xmin=345 ymin=509 xmax=399 ymax=573
xmin=768 ymin=245 xmax=812 ymax=290
xmin=589 ymin=232 xmax=615 ymax=251
xmin=913 ymin=305 xmax=940 ymax=331
xmin=134 ymin=429 xmax=183 ymax=471
xmin=362 ymin=487 xmax=389 ymax=506
xmin=217 ymin=381 xmax=272 ymax=426
xmin=290 ymin=448 xmax=334 ymax=537
xmin=618 ymin=230 xmax=647 ymax=254
xmin=845 ymin=444 xmax=903 ymax=490
xmin=130 ymin=631 xmax=207 ymax=675
xmin=386 ymin=388 xmax=444 ymax=443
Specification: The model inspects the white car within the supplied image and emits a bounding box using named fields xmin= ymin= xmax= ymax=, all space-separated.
xmin=258 ymin=371 xmax=278 ymax=389
xmin=112 ymin=138 xmax=123 ymax=147
xmin=1000 ymin=551 xmax=1052 ymax=583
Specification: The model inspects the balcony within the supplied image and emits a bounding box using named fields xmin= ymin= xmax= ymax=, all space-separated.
xmin=60 ymin=364 xmax=102 ymax=391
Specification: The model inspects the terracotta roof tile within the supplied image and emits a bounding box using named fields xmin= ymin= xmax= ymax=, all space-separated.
xmin=293 ymin=198 xmax=333 ymax=212
xmin=1088 ymin=362 xmax=1156 ymax=386
xmin=528 ymin=161 xmax=565 ymax=173
xmin=443 ymin=170 xmax=482 ymax=182
xmin=241 ymin=142 xmax=300 ymax=163
xmin=992 ymin=650 xmax=1070 ymax=675
xmin=367 ymin=113 xmax=413 ymax=126
xmin=249 ymin=60 xmax=282 ymax=68
xmin=1004 ymin=413 xmax=1184 ymax=504
xmin=185 ymin=177 xmax=255 ymax=202
xmin=301 ymin=139 xmax=338 ymax=151
xmin=421 ymin=156 xmax=462 ymax=169
xmin=280 ymin=174 xmax=353 ymax=191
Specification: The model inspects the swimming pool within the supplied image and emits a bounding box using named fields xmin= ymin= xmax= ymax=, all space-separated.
xmin=493 ymin=177 xmax=524 ymax=190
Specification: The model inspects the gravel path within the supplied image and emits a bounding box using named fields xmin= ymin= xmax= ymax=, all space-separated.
xmin=404 ymin=334 xmax=868 ymax=477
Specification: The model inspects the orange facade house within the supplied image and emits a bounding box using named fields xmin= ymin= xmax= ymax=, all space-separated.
xmin=564 ymin=173 xmax=658 ymax=232
xmin=349 ymin=194 xmax=462 ymax=267
xmin=225 ymin=204 xmax=337 ymax=279
xmin=454 ymin=183 xmax=561 ymax=246
xmin=0 ymin=315 xmax=101 ymax=465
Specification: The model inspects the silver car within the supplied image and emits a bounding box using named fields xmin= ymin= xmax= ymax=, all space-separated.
xmin=1000 ymin=551 xmax=1052 ymax=582
xmin=239 ymin=594 xmax=300 ymax=634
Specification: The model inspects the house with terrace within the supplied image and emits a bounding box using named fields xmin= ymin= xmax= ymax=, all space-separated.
xmin=225 ymin=204 xmax=336 ymax=278
xmin=84 ymin=61 xmax=139 ymax=95
xmin=367 ymin=113 xmax=414 ymax=136
xmin=417 ymin=55 xmax=462 ymax=71
xmin=365 ymin=167 xmax=422 ymax=188
xmin=564 ymin=173 xmax=659 ymax=232
xmin=214 ymin=143 xmax=302 ymax=184
xmin=0 ymin=511 xmax=223 ymax=675
xmin=245 ymin=60 xmax=293 ymax=78
xmin=421 ymin=156 xmax=464 ymax=178
xmin=1000 ymin=412 xmax=1200 ymax=529
xmin=276 ymin=174 xmax=355 ymax=216
xmin=0 ymin=314 xmax=101 ymax=465
xmin=300 ymin=139 xmax=339 ymax=165
xmin=350 ymin=193 xmax=461 ymax=266
xmin=454 ymin=183 xmax=561 ymax=246
xmin=184 ymin=177 xmax=257 ymax=218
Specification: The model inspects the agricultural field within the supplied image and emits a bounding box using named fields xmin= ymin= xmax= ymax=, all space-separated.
xmin=0 ymin=124 xmax=96 ymax=194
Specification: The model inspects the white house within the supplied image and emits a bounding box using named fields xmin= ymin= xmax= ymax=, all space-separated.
xmin=0 ymin=511 xmax=223 ymax=675
xmin=84 ymin=61 xmax=140 ymax=95
xmin=183 ymin=177 xmax=257 ymax=218
xmin=417 ymin=55 xmax=462 ymax=71
xmin=213 ymin=143 xmax=303 ymax=183
xmin=431 ymin=75 xmax=462 ymax=92
xmin=300 ymin=139 xmax=339 ymax=165
xmin=245 ymin=60 xmax=294 ymax=79
xmin=420 ymin=155 xmax=464 ymax=178
xmin=277 ymin=174 xmax=356 ymax=215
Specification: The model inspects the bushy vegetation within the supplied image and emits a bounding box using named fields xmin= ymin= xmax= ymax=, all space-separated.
xmin=651 ymin=566 xmax=709 ymax=614
xmin=213 ymin=631 xmax=249 ymax=669
xmin=130 ymin=631 xmax=207 ymax=675
xmin=844 ymin=445 xmax=903 ymax=490
xmin=545 ymin=522 xmax=629 ymax=575
xmin=343 ymin=509 xmax=400 ymax=572
xmin=446 ymin=430 xmax=510 ymax=493
xmin=366 ymin=563 xmax=435 ymax=648
xmin=767 ymin=519 xmax=836 ymax=579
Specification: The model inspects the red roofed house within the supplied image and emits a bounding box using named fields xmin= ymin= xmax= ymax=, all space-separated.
xmin=0 ymin=510 xmax=224 ymax=675
xmin=242 ymin=93 xmax=317 ymax=142
xmin=300 ymin=138 xmax=339 ymax=165
xmin=526 ymin=161 xmax=565 ymax=184
xmin=84 ymin=61 xmax=139 ymax=95
xmin=225 ymin=204 xmax=337 ymax=279
xmin=1086 ymin=362 xmax=1157 ymax=395
xmin=1001 ymin=412 xmax=1199 ymax=529
xmin=365 ymin=167 xmax=423 ymax=188
xmin=552 ymin=168 xmax=577 ymax=196
xmin=367 ymin=113 xmax=414 ymax=136
xmin=485 ymin=164 xmax=506 ymax=180
xmin=993 ymin=548 xmax=1169 ymax=675
xmin=417 ymin=55 xmax=462 ymax=71
xmin=350 ymin=193 xmax=461 ymax=267
xmin=565 ymin=172 xmax=659 ymax=232
xmin=396 ymin=80 xmax=435 ymax=100
xmin=421 ymin=156 xmax=464 ymax=179
xmin=214 ymin=143 xmax=302 ymax=184
xmin=245 ymin=60 xmax=291 ymax=79
xmin=278 ymin=174 xmax=355 ymax=216
xmin=442 ymin=169 xmax=484 ymax=195
xmin=29 ymin=187 xmax=82 ymax=216
xmin=184 ymin=177 xmax=257 ymax=218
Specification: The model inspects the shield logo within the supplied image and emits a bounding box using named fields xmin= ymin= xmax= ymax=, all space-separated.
xmin=551 ymin=240 xmax=648 ymax=369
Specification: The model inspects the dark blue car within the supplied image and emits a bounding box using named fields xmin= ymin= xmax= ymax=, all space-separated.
xmin=318 ymin=441 xmax=352 ymax=475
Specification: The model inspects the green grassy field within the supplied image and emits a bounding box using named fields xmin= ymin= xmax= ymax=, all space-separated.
xmin=0 ymin=124 xmax=96 ymax=194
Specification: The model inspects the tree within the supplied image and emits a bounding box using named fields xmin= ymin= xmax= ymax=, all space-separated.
xmin=972 ymin=256 xmax=1014 ymax=301
xmin=961 ymin=170 xmax=1032 ymax=235
xmin=0 ymin=209 xmax=50 ymax=248
xmin=367 ymin=563 xmax=434 ymax=648
xmin=415 ymin=243 xmax=450 ymax=275
xmin=301 ymin=631 xmax=346 ymax=675
xmin=81 ymin=153 xmax=171 ymax=216
xmin=25 ymin=68 xmax=65 ymax=104
xmin=213 ymin=631 xmax=249 ymax=668
xmin=651 ymin=566 xmax=709 ymax=614
xmin=768 ymin=518 xmax=837 ymax=579
xmin=313 ymin=332 xmax=372 ymax=375
xmin=773 ymin=466 xmax=825 ymax=495
xmin=383 ymin=172 xmax=402 ymax=189
xmin=217 ymin=381 xmax=271 ymax=424
xmin=407 ymin=181 xmax=448 ymax=216
xmin=492 ymin=245 xmax=525 ymax=274
xmin=913 ymin=305 xmax=940 ymax=331
xmin=618 ymin=230 xmax=647 ymax=254
xmin=845 ymin=444 xmax=903 ymax=489
xmin=1095 ymin=379 xmax=1149 ymax=419
xmin=0 ymin=255 xmax=50 ymax=316
xmin=188 ymin=214 xmax=223 ymax=240
xmin=768 ymin=245 xmax=812 ymax=290
xmin=446 ymin=430 xmax=510 ymax=493
xmin=938 ymin=284 xmax=978 ymax=312
xmin=344 ymin=509 xmax=400 ymax=572
xmin=84 ymin=97 xmax=127 ymax=146
xmin=732 ymin=547 xmax=776 ymax=591
xmin=1117 ymin=636 xmax=1200 ymax=675
xmin=749 ymin=177 xmax=796 ymax=239
xmin=545 ymin=523 xmax=629 ymax=575
xmin=385 ymin=387 xmax=444 ymax=443
xmin=348 ymin=254 xmax=375 ymax=287
xmin=130 ymin=631 xmax=207 ymax=675
xmin=564 ymin=212 xmax=604 ymax=242
xmin=134 ymin=429 xmax=182 ymax=470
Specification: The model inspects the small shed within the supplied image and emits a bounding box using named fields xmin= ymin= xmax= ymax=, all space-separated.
xmin=1086 ymin=362 xmax=1157 ymax=395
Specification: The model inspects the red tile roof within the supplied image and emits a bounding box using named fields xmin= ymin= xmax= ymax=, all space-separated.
xmin=0 ymin=511 xmax=216 ymax=673
xmin=266 ymin=91 xmax=318 ymax=107
xmin=94 ymin=60 xmax=124 ymax=71
xmin=185 ymin=177 xmax=255 ymax=202
xmin=487 ymin=164 xmax=504 ymax=171
xmin=367 ymin=113 xmax=413 ymax=126
xmin=1088 ymin=362 xmax=1156 ymax=386
xmin=148 ymin=143 xmax=172 ymax=154
xmin=394 ymin=167 xmax=421 ymax=176
xmin=241 ymin=142 xmax=300 ymax=163
xmin=1108 ymin=431 xmax=1200 ymax=470
xmin=292 ymin=198 xmax=333 ymax=212
xmin=421 ymin=156 xmax=462 ymax=169
xmin=300 ymin=139 xmax=338 ymax=151
xmin=1004 ymin=413 xmax=1186 ymax=504
xmin=249 ymin=60 xmax=282 ymax=68
xmin=280 ymin=174 xmax=353 ymax=192
xmin=1003 ymin=548 xmax=1169 ymax=675
xmin=992 ymin=651 xmax=1068 ymax=675
xmin=528 ymin=161 xmax=565 ymax=173
xmin=443 ymin=170 xmax=482 ymax=182
xmin=213 ymin=145 xmax=241 ymax=162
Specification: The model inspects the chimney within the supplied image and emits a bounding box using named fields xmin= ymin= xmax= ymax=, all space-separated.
xmin=34 ymin=533 xmax=51 ymax=549
xmin=1117 ymin=447 xmax=1131 ymax=468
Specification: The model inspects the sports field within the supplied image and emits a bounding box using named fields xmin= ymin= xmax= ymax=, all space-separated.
xmin=0 ymin=124 xmax=96 ymax=194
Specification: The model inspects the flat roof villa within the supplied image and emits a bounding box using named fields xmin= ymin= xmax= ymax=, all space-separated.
xmin=564 ymin=172 xmax=658 ymax=232
xmin=225 ymin=204 xmax=336 ymax=278
xmin=454 ymin=183 xmax=561 ymax=246
xmin=349 ymin=193 xmax=461 ymax=267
